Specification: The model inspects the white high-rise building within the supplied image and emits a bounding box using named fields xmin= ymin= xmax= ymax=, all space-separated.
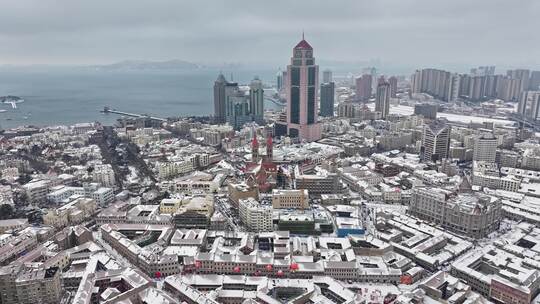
xmin=518 ymin=91 xmax=540 ymax=120
xmin=410 ymin=69 xmax=460 ymax=102
xmin=92 ymin=164 xmax=116 ymax=187
xmin=239 ymin=198 xmax=273 ymax=232
xmin=375 ymin=80 xmax=391 ymax=119
xmin=422 ymin=119 xmax=451 ymax=162
xmin=507 ymin=69 xmax=530 ymax=92
xmin=473 ymin=134 xmax=498 ymax=163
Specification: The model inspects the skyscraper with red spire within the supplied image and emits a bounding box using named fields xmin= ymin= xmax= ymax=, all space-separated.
xmin=284 ymin=34 xmax=321 ymax=142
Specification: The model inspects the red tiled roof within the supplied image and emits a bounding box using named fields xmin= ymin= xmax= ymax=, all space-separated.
xmin=294 ymin=39 xmax=312 ymax=50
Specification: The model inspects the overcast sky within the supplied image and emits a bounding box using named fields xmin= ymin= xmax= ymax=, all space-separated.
xmin=1 ymin=0 xmax=539 ymax=71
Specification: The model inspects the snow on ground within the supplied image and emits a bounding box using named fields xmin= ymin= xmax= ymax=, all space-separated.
xmin=216 ymin=160 xmax=234 ymax=170
xmin=364 ymin=202 xmax=408 ymax=214
xmin=125 ymin=166 xmax=141 ymax=184
xmin=367 ymin=103 xmax=514 ymax=126
xmin=343 ymin=282 xmax=400 ymax=303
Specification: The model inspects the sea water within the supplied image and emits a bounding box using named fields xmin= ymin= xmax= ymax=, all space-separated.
xmin=0 ymin=66 xmax=280 ymax=129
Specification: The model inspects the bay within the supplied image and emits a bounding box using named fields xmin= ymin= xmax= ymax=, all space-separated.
xmin=0 ymin=67 xmax=280 ymax=129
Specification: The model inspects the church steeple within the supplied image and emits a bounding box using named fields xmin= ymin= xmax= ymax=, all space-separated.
xmin=266 ymin=135 xmax=273 ymax=161
xmin=252 ymin=132 xmax=259 ymax=162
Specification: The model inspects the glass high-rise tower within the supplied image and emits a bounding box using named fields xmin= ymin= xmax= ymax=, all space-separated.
xmin=285 ymin=35 xmax=321 ymax=141
xmin=249 ymin=76 xmax=264 ymax=125
xmin=320 ymin=82 xmax=334 ymax=117
xmin=213 ymin=73 xmax=228 ymax=123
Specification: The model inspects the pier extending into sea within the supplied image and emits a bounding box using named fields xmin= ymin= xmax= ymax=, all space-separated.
xmin=100 ymin=107 xmax=167 ymax=122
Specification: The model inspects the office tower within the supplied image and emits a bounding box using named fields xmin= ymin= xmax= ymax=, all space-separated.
xmin=414 ymin=103 xmax=438 ymax=120
xmin=249 ymin=76 xmax=264 ymax=125
xmin=363 ymin=67 xmax=378 ymax=92
xmin=213 ymin=73 xmax=228 ymax=123
xmin=276 ymin=70 xmax=283 ymax=91
xmin=529 ymin=71 xmax=540 ymax=90
xmin=422 ymin=119 xmax=451 ymax=162
xmin=388 ymin=76 xmax=398 ymax=98
xmin=375 ymin=80 xmax=391 ymax=119
xmin=355 ymin=74 xmax=373 ymax=102
xmin=410 ymin=69 xmax=459 ymax=102
xmin=355 ymin=76 xmax=363 ymax=100
xmin=225 ymin=82 xmax=251 ymax=130
xmin=284 ymin=34 xmax=321 ymax=141
xmin=322 ymin=69 xmax=333 ymax=83
xmin=320 ymin=82 xmax=335 ymax=117
xmin=473 ymin=134 xmax=498 ymax=162
xmin=518 ymin=91 xmax=540 ymax=120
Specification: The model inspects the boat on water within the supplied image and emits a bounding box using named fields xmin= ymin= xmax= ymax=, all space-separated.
xmin=0 ymin=110 xmax=6 ymax=113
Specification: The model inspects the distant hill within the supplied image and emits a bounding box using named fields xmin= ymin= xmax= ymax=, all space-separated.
xmin=96 ymin=60 xmax=203 ymax=70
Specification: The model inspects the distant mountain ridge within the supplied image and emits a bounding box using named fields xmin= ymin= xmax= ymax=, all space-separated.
xmin=96 ymin=59 xmax=203 ymax=70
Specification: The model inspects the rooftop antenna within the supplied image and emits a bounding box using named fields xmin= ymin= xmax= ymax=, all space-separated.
xmin=302 ymin=30 xmax=305 ymax=40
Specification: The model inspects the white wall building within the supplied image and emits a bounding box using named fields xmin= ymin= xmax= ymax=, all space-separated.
xmin=239 ymin=198 xmax=273 ymax=232
xmin=473 ymin=134 xmax=497 ymax=163
xmin=92 ymin=164 xmax=116 ymax=188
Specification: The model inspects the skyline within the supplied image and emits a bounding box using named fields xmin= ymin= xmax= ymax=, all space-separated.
xmin=3 ymin=2 xmax=540 ymax=304
xmin=1 ymin=0 xmax=540 ymax=71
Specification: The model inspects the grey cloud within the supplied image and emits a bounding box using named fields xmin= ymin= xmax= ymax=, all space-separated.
xmin=0 ymin=0 xmax=538 ymax=70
